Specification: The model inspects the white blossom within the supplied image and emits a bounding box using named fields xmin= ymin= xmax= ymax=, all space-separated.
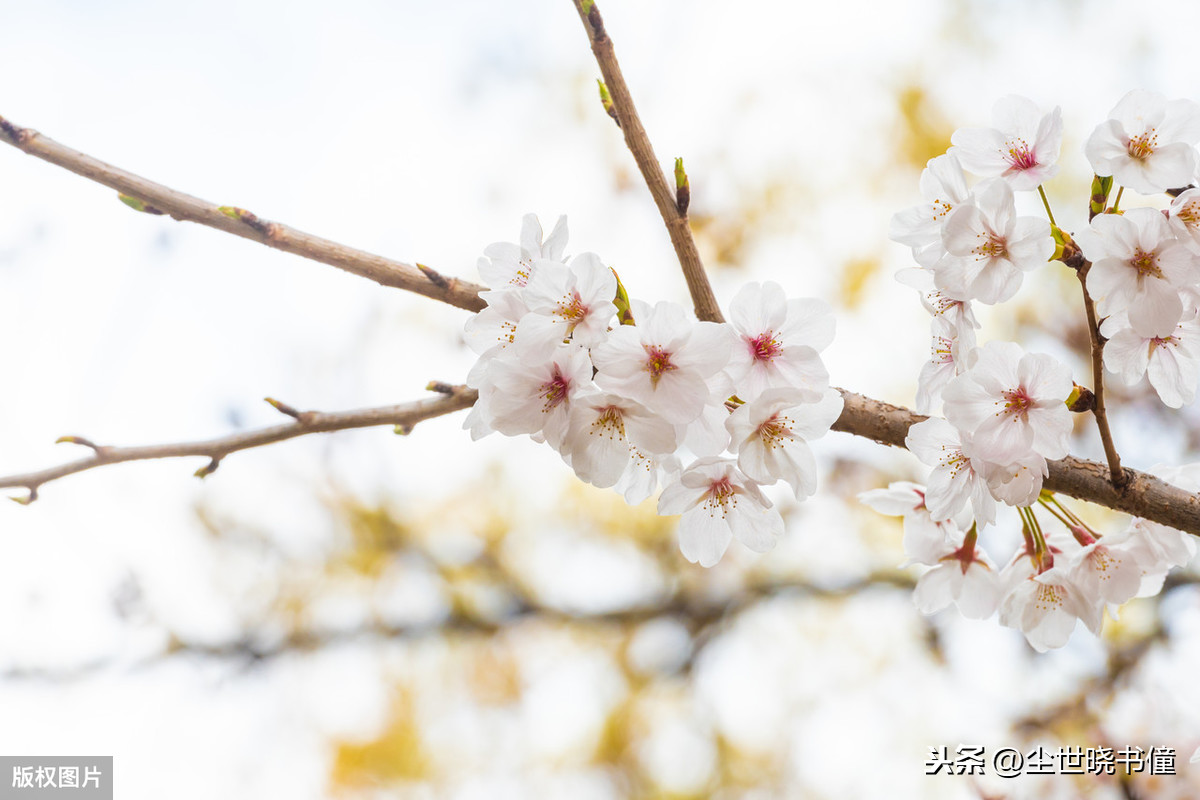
xmin=1085 ymin=90 xmax=1200 ymax=195
xmin=935 ymin=178 xmax=1054 ymax=304
xmin=658 ymin=457 xmax=784 ymax=567
xmin=950 ymin=95 xmax=1063 ymax=190
xmin=1101 ymin=308 xmax=1200 ymax=408
xmin=724 ymin=281 xmax=833 ymax=402
xmin=942 ymin=341 xmax=1073 ymax=464
xmin=1075 ymin=207 xmax=1199 ymax=337
xmin=891 ymin=152 xmax=972 ymax=268
xmin=905 ymin=417 xmax=997 ymax=526
xmin=725 ymin=387 xmax=843 ymax=498
xmin=477 ymin=213 xmax=569 ymax=293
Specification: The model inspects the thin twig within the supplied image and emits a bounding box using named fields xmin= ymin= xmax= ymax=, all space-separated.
xmin=0 ymin=114 xmax=486 ymax=313
xmin=0 ymin=387 xmax=478 ymax=500
xmin=1076 ymin=260 xmax=1128 ymax=489
xmin=569 ymin=0 xmax=725 ymax=324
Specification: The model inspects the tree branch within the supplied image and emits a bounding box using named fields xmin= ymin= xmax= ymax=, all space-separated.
xmin=0 ymin=386 xmax=478 ymax=501
xmin=833 ymin=389 xmax=1200 ymax=536
xmin=0 ymin=114 xmax=486 ymax=313
xmin=1077 ymin=260 xmax=1128 ymax=490
xmin=3 ymin=114 xmax=1200 ymax=534
xmin=569 ymin=0 xmax=725 ymax=324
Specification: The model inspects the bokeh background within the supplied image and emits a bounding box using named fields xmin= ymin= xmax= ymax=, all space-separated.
xmin=2 ymin=0 xmax=1200 ymax=797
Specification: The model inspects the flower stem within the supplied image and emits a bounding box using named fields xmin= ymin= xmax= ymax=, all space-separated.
xmin=1037 ymin=185 xmax=1057 ymax=227
xmin=1111 ymin=186 xmax=1124 ymax=213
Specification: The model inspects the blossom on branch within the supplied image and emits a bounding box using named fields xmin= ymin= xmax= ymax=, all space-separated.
xmin=950 ymin=94 xmax=1063 ymax=190
xmin=1085 ymin=90 xmax=1200 ymax=195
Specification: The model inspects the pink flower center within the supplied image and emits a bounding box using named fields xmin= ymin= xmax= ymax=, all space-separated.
xmin=643 ymin=345 xmax=677 ymax=386
xmin=1127 ymin=129 xmax=1159 ymax=160
xmin=1152 ymin=334 xmax=1179 ymax=350
xmin=1004 ymin=138 xmax=1038 ymax=171
xmin=756 ymin=413 xmax=795 ymax=450
xmin=1001 ymin=387 xmax=1033 ymax=421
xmin=748 ymin=332 xmax=783 ymax=363
xmin=1130 ymin=248 xmax=1164 ymax=279
xmin=702 ymin=477 xmax=738 ymax=518
xmin=537 ymin=366 xmax=571 ymax=412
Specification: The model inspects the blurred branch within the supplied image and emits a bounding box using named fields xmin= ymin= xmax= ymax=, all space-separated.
xmin=0 ymin=570 xmax=917 ymax=679
xmin=569 ymin=0 xmax=725 ymax=324
xmin=0 ymin=386 xmax=477 ymax=502
xmin=0 ymin=114 xmax=486 ymax=313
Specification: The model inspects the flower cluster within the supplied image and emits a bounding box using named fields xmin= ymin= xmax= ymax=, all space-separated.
xmin=874 ymin=91 xmax=1200 ymax=650
xmin=465 ymin=214 xmax=841 ymax=567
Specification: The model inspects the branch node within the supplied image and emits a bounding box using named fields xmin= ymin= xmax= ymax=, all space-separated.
xmin=55 ymin=435 xmax=103 ymax=453
xmin=585 ymin=2 xmax=607 ymax=41
xmin=425 ymin=381 xmax=458 ymax=395
xmin=416 ymin=263 xmax=450 ymax=290
xmin=596 ymin=80 xmax=620 ymax=127
xmin=194 ymin=459 xmax=221 ymax=479
xmin=263 ymin=397 xmax=303 ymax=420
xmin=0 ymin=115 xmax=23 ymax=145
xmin=218 ymin=206 xmax=273 ymax=236
xmin=117 ymin=193 xmax=165 ymax=215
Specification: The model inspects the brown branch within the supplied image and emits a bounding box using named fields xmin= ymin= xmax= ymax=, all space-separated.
xmin=570 ymin=0 xmax=725 ymax=324
xmin=1076 ymin=260 xmax=1128 ymax=490
xmin=3 ymin=112 xmax=1199 ymax=534
xmin=0 ymin=387 xmax=478 ymax=500
xmin=0 ymin=114 xmax=486 ymax=313
xmin=832 ymin=389 xmax=1200 ymax=536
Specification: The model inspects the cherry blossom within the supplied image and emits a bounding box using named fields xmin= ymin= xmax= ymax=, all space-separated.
xmin=904 ymin=417 xmax=996 ymax=527
xmin=1064 ymin=528 xmax=1144 ymax=607
xmin=1075 ymin=207 xmax=1199 ymax=337
xmin=941 ymin=341 xmax=1073 ymax=464
xmin=477 ymin=213 xmax=569 ymax=293
xmin=935 ymin=178 xmax=1054 ymax=304
xmin=725 ymin=387 xmax=843 ymax=498
xmin=998 ymin=558 xmax=1101 ymax=652
xmin=912 ymin=531 xmax=1002 ymax=619
xmin=1168 ymin=187 xmax=1200 ymax=253
xmin=896 ymin=267 xmax=980 ymax=340
xmin=469 ymin=337 xmax=594 ymax=449
xmin=950 ymin=95 xmax=1063 ymax=190
xmin=915 ymin=330 xmax=973 ymax=415
xmin=890 ymin=152 xmax=972 ymax=268
xmin=519 ymin=252 xmax=617 ymax=346
xmin=1085 ymin=90 xmax=1200 ymax=195
xmin=591 ymin=300 xmax=732 ymax=424
xmin=724 ymin=281 xmax=833 ymax=402
xmin=858 ymin=482 xmax=971 ymax=566
xmin=1101 ymin=308 xmax=1200 ymax=408
xmin=658 ymin=457 xmax=784 ymax=567
xmin=563 ymin=391 xmax=679 ymax=489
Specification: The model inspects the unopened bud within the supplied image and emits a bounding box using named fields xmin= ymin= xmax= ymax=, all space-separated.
xmin=674 ymin=157 xmax=690 ymax=215
xmin=610 ymin=267 xmax=635 ymax=326
xmin=1089 ymin=174 xmax=1113 ymax=220
xmin=1066 ymin=384 xmax=1095 ymax=413
xmin=597 ymin=80 xmax=619 ymax=127
xmin=118 ymin=193 xmax=165 ymax=215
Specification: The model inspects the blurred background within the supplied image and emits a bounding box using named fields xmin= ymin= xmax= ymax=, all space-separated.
xmin=1 ymin=0 xmax=1200 ymax=797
